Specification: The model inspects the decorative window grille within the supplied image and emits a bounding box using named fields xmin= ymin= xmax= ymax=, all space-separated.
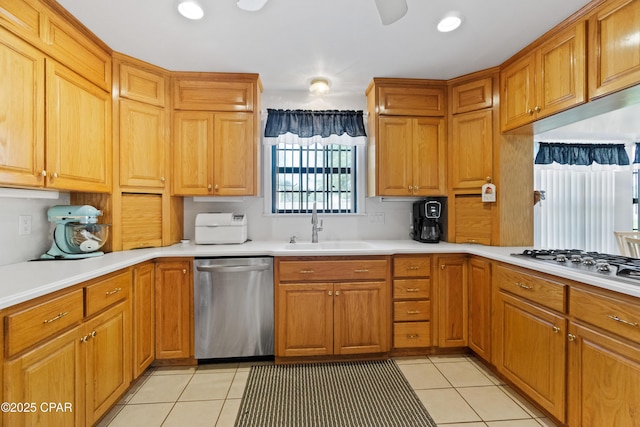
xmin=271 ymin=143 xmax=356 ymax=214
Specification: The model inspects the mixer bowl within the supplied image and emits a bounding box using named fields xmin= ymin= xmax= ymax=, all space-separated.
xmin=64 ymin=223 xmax=110 ymax=253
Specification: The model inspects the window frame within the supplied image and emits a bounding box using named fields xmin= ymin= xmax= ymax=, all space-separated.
xmin=263 ymin=143 xmax=366 ymax=216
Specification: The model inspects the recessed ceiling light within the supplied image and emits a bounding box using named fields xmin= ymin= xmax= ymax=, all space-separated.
xmin=309 ymin=78 xmax=330 ymax=96
xmin=437 ymin=13 xmax=462 ymax=33
xmin=178 ymin=0 xmax=204 ymax=20
xmin=237 ymin=0 xmax=268 ymax=11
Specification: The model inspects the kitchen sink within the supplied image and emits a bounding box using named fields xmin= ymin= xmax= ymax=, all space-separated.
xmin=283 ymin=241 xmax=375 ymax=251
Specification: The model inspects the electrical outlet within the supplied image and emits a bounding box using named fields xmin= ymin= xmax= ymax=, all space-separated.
xmin=368 ymin=212 xmax=385 ymax=224
xmin=19 ymin=215 xmax=32 ymax=235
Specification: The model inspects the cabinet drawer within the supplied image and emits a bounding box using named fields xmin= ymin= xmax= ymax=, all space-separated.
xmin=278 ymin=260 xmax=388 ymax=282
xmin=377 ymin=84 xmax=445 ymax=116
xmin=5 ymin=289 xmax=84 ymax=356
xmin=393 ymin=322 xmax=430 ymax=348
xmin=393 ymin=256 xmax=431 ymax=277
xmin=394 ymin=301 xmax=430 ymax=321
xmin=451 ymin=77 xmax=493 ymax=114
xmin=495 ymin=264 xmax=566 ymax=312
xmin=173 ymin=76 xmax=255 ymax=111
xmin=85 ymin=270 xmax=132 ymax=317
xmin=393 ymin=279 xmax=430 ymax=299
xmin=571 ymin=287 xmax=640 ymax=345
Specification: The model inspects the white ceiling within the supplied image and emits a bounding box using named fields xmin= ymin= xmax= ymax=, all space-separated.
xmin=57 ymin=0 xmax=592 ymax=94
xmin=58 ymin=0 xmax=640 ymax=141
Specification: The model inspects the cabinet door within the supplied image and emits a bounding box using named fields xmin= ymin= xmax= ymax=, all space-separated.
xmin=334 ymin=281 xmax=389 ymax=355
xmin=155 ymin=260 xmax=192 ymax=359
xmin=376 ymin=116 xmax=412 ymax=196
xmin=276 ymin=283 xmax=334 ymax=357
xmin=495 ymin=291 xmax=566 ymax=422
xmin=589 ymin=0 xmax=640 ymax=99
xmin=567 ymin=322 xmax=640 ymax=427
xmin=500 ymin=53 xmax=536 ymax=131
xmin=412 ymin=117 xmax=446 ymax=195
xmin=450 ymin=110 xmax=493 ymax=190
xmin=133 ymin=262 xmax=155 ymax=378
xmin=119 ymin=99 xmax=167 ymax=188
xmin=436 ymin=255 xmax=468 ymax=347
xmin=468 ymin=257 xmax=492 ymax=362
xmin=213 ymin=112 xmax=255 ymax=195
xmin=173 ymin=112 xmax=214 ymax=195
xmin=537 ymin=21 xmax=586 ymax=118
xmin=46 ymin=60 xmax=111 ymax=192
xmin=84 ymin=301 xmax=131 ymax=426
xmin=0 ymin=27 xmax=45 ymax=188
xmin=4 ymin=326 xmax=85 ymax=427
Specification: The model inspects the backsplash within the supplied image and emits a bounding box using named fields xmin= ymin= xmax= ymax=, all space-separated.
xmin=0 ymin=192 xmax=70 ymax=266
xmin=183 ymin=197 xmax=415 ymax=244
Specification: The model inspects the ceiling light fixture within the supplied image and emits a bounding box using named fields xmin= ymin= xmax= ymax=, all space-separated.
xmin=237 ymin=0 xmax=268 ymax=11
xmin=437 ymin=13 xmax=462 ymax=33
xmin=309 ymin=78 xmax=330 ymax=96
xmin=178 ymin=0 xmax=204 ymax=20
xmin=375 ymin=0 xmax=408 ymax=25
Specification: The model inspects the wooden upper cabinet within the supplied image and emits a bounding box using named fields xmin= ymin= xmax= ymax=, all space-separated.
xmin=374 ymin=80 xmax=446 ymax=116
xmin=589 ymin=0 xmax=640 ymax=99
xmin=46 ymin=60 xmax=112 ymax=192
xmin=173 ymin=74 xmax=257 ymax=111
xmin=119 ymin=99 xmax=167 ymax=188
xmin=0 ymin=27 xmax=45 ymax=188
xmin=173 ymin=112 xmax=214 ymax=196
xmin=501 ymin=21 xmax=586 ymax=131
xmin=451 ymin=77 xmax=493 ymax=114
xmin=213 ymin=112 xmax=255 ymax=196
xmin=0 ymin=0 xmax=44 ymax=43
xmin=119 ymin=63 xmax=166 ymax=107
xmin=450 ymin=110 xmax=493 ymax=190
xmin=375 ymin=116 xmax=446 ymax=196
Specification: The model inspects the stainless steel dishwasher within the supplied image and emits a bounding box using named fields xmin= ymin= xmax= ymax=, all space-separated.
xmin=194 ymin=257 xmax=274 ymax=359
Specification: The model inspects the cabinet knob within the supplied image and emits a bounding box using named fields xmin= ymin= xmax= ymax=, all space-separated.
xmin=440 ymin=265 xmax=446 ymax=270
xmin=40 ymin=170 xmax=47 ymax=177
xmin=328 ymin=290 xmax=333 ymax=296
xmin=161 ymin=177 xmax=166 ymax=182
xmin=552 ymin=326 xmax=560 ymax=334
xmin=527 ymin=108 xmax=534 ymax=115
xmin=534 ymin=106 xmax=541 ymax=113
xmin=52 ymin=172 xmax=58 ymax=178
xmin=182 ymin=269 xmax=187 ymax=274
xmin=335 ymin=290 xmax=340 ymax=296
xmin=414 ymin=185 xmax=419 ymax=191
xmin=567 ymin=333 xmax=576 ymax=342
xmin=214 ymin=184 xmax=219 ymax=191
xmin=208 ymin=184 xmax=212 ymax=190
xmin=408 ymin=185 xmax=413 ymax=191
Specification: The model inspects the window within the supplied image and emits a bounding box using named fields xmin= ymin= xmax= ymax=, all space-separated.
xmin=272 ymin=143 xmax=356 ymax=213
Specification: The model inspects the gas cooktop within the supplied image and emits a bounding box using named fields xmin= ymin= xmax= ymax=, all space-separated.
xmin=511 ymin=249 xmax=640 ymax=285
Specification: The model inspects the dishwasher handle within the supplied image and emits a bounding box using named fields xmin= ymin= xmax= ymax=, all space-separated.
xmin=196 ymin=263 xmax=271 ymax=273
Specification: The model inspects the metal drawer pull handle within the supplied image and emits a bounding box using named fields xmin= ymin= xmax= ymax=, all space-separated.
xmin=407 ymin=266 xmax=420 ymax=270
xmin=515 ymin=282 xmax=533 ymax=290
xmin=197 ymin=264 xmax=270 ymax=273
xmin=354 ymin=269 xmax=369 ymax=273
xmin=407 ymin=310 xmax=421 ymax=314
xmin=406 ymin=334 xmax=419 ymax=339
xmin=406 ymin=288 xmax=421 ymax=292
xmin=105 ymin=287 xmax=122 ymax=296
xmin=80 ymin=330 xmax=97 ymax=343
xmin=44 ymin=311 xmax=69 ymax=324
xmin=299 ymin=269 xmax=315 ymax=274
xmin=607 ymin=315 xmax=639 ymax=328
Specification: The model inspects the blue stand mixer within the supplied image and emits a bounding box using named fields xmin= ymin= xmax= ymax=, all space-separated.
xmin=41 ymin=205 xmax=110 ymax=260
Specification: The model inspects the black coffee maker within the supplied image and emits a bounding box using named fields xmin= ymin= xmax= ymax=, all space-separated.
xmin=412 ymin=197 xmax=447 ymax=243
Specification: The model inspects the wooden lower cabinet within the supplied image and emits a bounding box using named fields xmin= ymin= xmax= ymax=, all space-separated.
xmin=4 ymin=300 xmax=131 ymax=427
xmin=276 ymin=281 xmax=388 ymax=358
xmin=436 ymin=255 xmax=468 ymax=347
xmin=4 ymin=325 xmax=85 ymax=427
xmin=132 ymin=262 xmax=155 ymax=378
xmin=155 ymin=260 xmax=193 ymax=360
xmin=468 ymin=257 xmax=492 ymax=362
xmin=567 ymin=322 xmax=640 ymax=427
xmin=84 ymin=301 xmax=131 ymax=425
xmin=495 ymin=290 xmax=566 ymax=422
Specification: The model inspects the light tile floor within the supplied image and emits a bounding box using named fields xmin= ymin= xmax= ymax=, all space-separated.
xmin=97 ymin=354 xmax=559 ymax=427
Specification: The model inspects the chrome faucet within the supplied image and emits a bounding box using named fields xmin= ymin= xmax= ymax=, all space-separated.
xmin=311 ymin=202 xmax=323 ymax=243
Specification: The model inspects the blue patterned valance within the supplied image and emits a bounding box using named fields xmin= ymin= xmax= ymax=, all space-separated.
xmin=535 ymin=142 xmax=630 ymax=166
xmin=264 ymin=109 xmax=366 ymax=146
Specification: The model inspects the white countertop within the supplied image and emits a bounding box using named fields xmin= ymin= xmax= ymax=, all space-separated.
xmin=1 ymin=240 xmax=639 ymax=310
